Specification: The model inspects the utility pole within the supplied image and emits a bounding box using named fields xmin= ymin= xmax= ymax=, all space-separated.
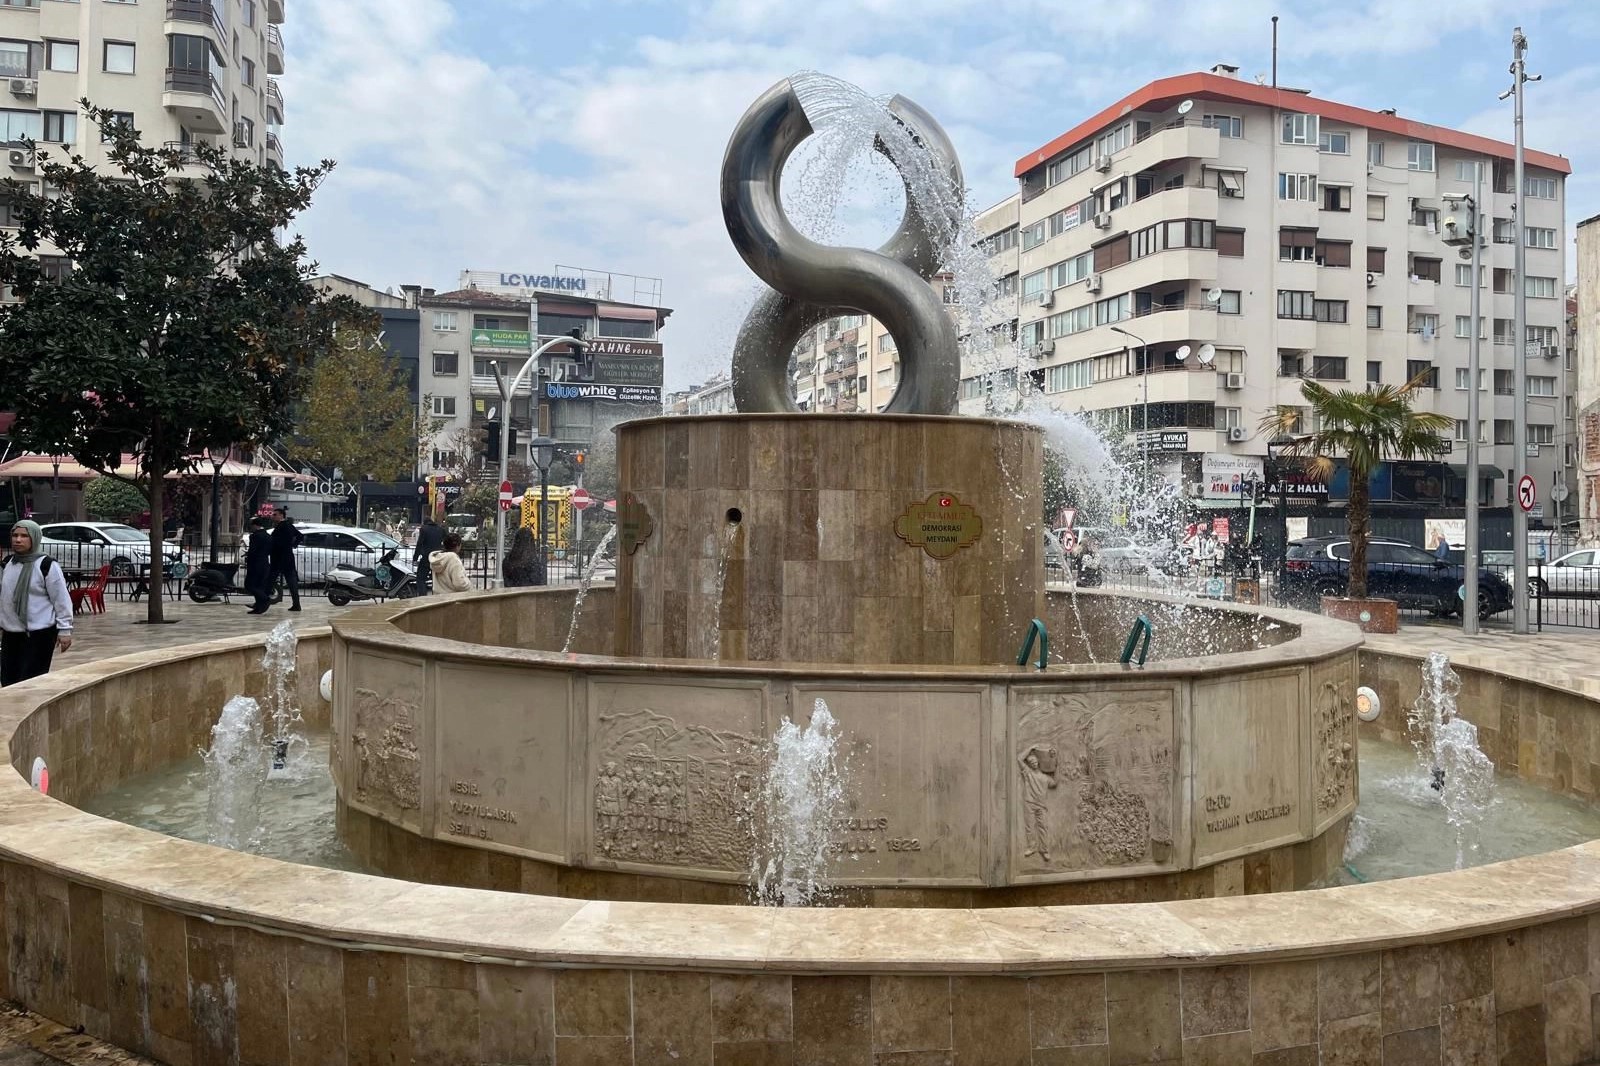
xmin=1455 ymin=165 xmax=1485 ymax=634
xmin=1503 ymin=27 xmax=1541 ymax=634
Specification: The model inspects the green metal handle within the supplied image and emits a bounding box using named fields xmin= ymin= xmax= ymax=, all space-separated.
xmin=1120 ymin=615 xmax=1152 ymax=666
xmin=1016 ymin=618 xmax=1048 ymax=671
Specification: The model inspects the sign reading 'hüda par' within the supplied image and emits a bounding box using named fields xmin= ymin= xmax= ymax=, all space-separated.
xmin=895 ymin=492 xmax=983 ymax=559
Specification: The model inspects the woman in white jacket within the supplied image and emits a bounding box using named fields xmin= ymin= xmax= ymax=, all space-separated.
xmin=428 ymin=533 xmax=473 ymax=594
xmin=1 ymin=520 xmax=74 ymax=686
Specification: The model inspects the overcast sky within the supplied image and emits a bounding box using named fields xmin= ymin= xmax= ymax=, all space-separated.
xmin=281 ymin=0 xmax=1600 ymax=391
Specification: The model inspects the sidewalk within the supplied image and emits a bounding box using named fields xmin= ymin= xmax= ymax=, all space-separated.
xmin=59 ymin=593 xmax=348 ymax=666
xmin=1361 ymin=624 xmax=1600 ymax=694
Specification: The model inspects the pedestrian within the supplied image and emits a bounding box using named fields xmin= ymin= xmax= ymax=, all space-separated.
xmin=1 ymin=520 xmax=74 ymax=687
xmin=502 ymin=526 xmax=545 ymax=587
xmin=1434 ymin=533 xmax=1451 ymax=563
xmin=269 ymin=507 xmax=304 ymax=612
xmin=412 ymin=515 xmax=444 ymax=594
xmin=429 ymin=533 xmax=473 ymax=593
xmin=243 ymin=515 xmax=274 ymax=614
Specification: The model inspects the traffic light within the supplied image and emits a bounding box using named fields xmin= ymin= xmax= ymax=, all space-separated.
xmin=573 ymin=450 xmax=586 ymax=469
xmin=506 ymin=424 xmax=519 ymax=459
xmin=482 ymin=420 xmax=501 ymax=462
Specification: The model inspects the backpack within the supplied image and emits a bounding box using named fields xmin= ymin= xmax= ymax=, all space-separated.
xmin=2 ymin=554 xmax=52 ymax=577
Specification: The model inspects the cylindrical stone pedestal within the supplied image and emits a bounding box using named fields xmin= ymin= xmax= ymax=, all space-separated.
xmin=613 ymin=414 xmax=1044 ymax=665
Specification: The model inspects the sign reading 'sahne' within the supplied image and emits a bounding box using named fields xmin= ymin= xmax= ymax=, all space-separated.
xmin=499 ymin=273 xmax=587 ymax=292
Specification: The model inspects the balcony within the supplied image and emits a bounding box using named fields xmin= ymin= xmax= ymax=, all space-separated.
xmin=1116 ymin=183 xmax=1219 ymax=235
xmin=264 ymin=131 xmax=282 ymax=163
xmin=1120 ymin=304 xmax=1218 ymax=349
xmin=265 ymin=78 xmax=284 ymax=122
xmin=1124 ymin=122 xmax=1221 ymax=180
xmin=266 ymin=0 xmax=284 ymax=24
xmin=163 ymin=68 xmax=226 ymax=134
xmin=166 ymin=0 xmax=226 ymax=41
xmin=0 ymin=0 xmax=39 ymax=9
xmin=266 ymin=24 xmax=284 ymax=75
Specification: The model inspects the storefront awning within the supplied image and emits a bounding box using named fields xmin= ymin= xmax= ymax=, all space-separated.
xmin=1448 ymin=464 xmax=1505 ymax=479
xmin=0 ymin=453 xmax=313 ymax=481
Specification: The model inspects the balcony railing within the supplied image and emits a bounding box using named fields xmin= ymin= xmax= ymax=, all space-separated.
xmin=161 ymin=140 xmax=204 ymax=164
xmin=1129 ymin=302 xmax=1218 ymax=319
xmin=0 ymin=0 xmax=40 ymax=9
xmin=164 ymin=67 xmax=226 ymax=116
xmin=265 ymin=132 xmax=282 ymax=157
xmin=266 ymin=78 xmax=284 ymax=115
xmin=166 ymin=0 xmax=227 ymax=39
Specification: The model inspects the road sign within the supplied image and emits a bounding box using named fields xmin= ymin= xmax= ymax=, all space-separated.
xmin=1517 ymin=474 xmax=1536 ymax=513
xmin=570 ymin=487 xmax=593 ymax=512
xmin=499 ymin=498 xmax=515 ymax=512
xmin=498 ymin=480 xmax=513 ymax=504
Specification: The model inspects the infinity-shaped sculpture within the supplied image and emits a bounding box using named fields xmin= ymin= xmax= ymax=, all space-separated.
xmin=720 ymin=78 xmax=963 ymax=415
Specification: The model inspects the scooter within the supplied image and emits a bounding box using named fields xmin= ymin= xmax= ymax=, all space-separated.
xmin=1074 ymin=549 xmax=1103 ymax=588
xmin=323 ymin=547 xmax=415 ymax=607
xmin=186 ymin=561 xmax=283 ymax=604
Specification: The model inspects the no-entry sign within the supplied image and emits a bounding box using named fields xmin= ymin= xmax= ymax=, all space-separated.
xmin=570 ymin=487 xmax=593 ymax=512
xmin=1518 ymin=474 xmax=1536 ymax=512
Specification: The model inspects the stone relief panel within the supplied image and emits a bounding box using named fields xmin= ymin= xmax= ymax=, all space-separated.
xmin=789 ymin=685 xmax=985 ymax=884
xmin=588 ymin=678 xmax=766 ymax=874
xmin=1311 ymin=653 xmax=1359 ymax=832
xmin=1190 ymin=670 xmax=1304 ymax=866
xmin=432 ymin=664 xmax=572 ymax=860
xmin=348 ymin=652 xmax=427 ymax=832
xmin=1010 ymin=688 xmax=1176 ymax=876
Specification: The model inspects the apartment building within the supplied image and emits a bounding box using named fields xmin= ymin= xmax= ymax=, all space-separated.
xmin=0 ymin=0 xmax=284 ymax=179
xmin=995 ymin=67 xmax=1571 ymax=511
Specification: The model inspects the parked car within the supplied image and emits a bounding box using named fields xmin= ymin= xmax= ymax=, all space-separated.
xmin=444 ymin=512 xmax=482 ymax=551
xmin=1525 ymin=548 xmax=1600 ymax=598
xmin=1054 ymin=526 xmax=1156 ymax=574
xmin=292 ymin=523 xmax=405 ymax=587
xmin=38 ymin=521 xmax=186 ymax=576
xmin=1282 ymin=536 xmax=1513 ymax=618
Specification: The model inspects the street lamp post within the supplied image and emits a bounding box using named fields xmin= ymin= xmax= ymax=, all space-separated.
xmin=530 ymin=437 xmax=556 ymax=585
xmin=203 ymin=445 xmax=227 ymax=565
xmin=1267 ymin=434 xmax=1295 ymax=603
xmin=1109 ymin=324 xmax=1150 ymax=487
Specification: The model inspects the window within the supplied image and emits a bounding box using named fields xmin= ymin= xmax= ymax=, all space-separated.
xmin=1452 ymin=161 xmax=1481 ymax=182
xmin=1048 ymin=252 xmax=1090 ymax=288
xmin=878 ymin=333 xmax=896 ymax=353
xmin=1454 ymin=316 xmax=1485 ymax=339
xmin=1528 ymin=325 xmax=1560 ymax=349
xmin=1279 ymin=351 xmax=1304 ymax=377
xmin=1216 ymin=228 xmax=1244 ymax=257
xmin=243 ymin=0 xmax=256 ymax=26
xmin=1525 ymin=275 xmax=1557 ymax=298
xmin=1455 ymin=420 xmax=1486 ymax=443
xmin=1406 ymin=360 xmax=1439 ymax=389
xmin=994 ymin=273 xmax=1017 ymax=298
xmin=41 ymin=110 xmax=74 ymax=143
xmin=1529 ymin=375 xmax=1557 ymax=397
xmin=1094 ymin=292 xmax=1130 ymax=326
xmin=1316 ymin=239 xmax=1351 ymax=267
xmin=1494 ymin=419 xmax=1514 ymax=445
xmin=1367 ymin=361 xmax=1382 ymax=384
xmin=1525 ymin=176 xmax=1557 ymax=199
xmin=1216 ymin=290 xmax=1241 ymax=315
xmin=1494 ymin=268 xmax=1513 ymax=293
xmin=1318 ymin=130 xmax=1349 ymax=154
xmin=431 ymin=396 xmax=456 ymax=417
xmin=1455 ymin=368 xmax=1485 ymax=390
xmin=1281 ymin=112 xmax=1318 ymax=145
xmin=1493 ymin=217 xmax=1516 ymax=244
xmin=1411 ymin=206 xmax=1439 ymax=229
xmin=102 ymin=41 xmax=135 ymax=74
xmin=1367 ymin=247 xmax=1386 ymax=273
xmin=979 ymin=226 xmax=1018 ymax=256
xmin=432 ymin=352 xmax=458 ymax=375
xmin=1407 ymin=141 xmax=1434 ymax=172
xmin=1278 ymin=172 xmax=1316 ymax=201
xmin=1020 ymin=220 xmax=1046 ymax=251
xmin=1320 ymin=184 xmax=1351 ymax=212
xmin=1214 ymin=170 xmax=1243 ymax=197
xmin=1313 ymin=300 xmax=1348 ymax=323
xmin=1366 ymin=306 xmax=1382 ymax=329
xmin=0 ymin=180 xmax=35 ymax=227
xmin=1091 ymin=235 xmax=1129 ymax=272
xmin=1311 ymin=356 xmax=1347 ymax=380
xmin=1368 ymin=141 xmax=1385 ymax=166
xmin=1411 ymin=256 xmax=1441 ymax=283
xmin=432 ymin=311 xmax=458 ymax=332
xmin=1531 ymin=424 xmax=1554 ymax=446
xmin=1526 ymin=226 xmax=1557 ymax=249
xmin=1279 ymin=227 xmax=1316 ymax=262
xmin=0 ymin=40 xmax=33 ymax=80
xmin=1044 ymin=360 xmax=1092 ymax=392
xmin=240 ymin=56 xmax=254 ymax=87
xmin=1412 ymin=314 xmax=1440 ymax=337
xmin=1217 ymin=406 xmax=1242 ymax=431
xmin=45 ymin=40 xmax=76 ymax=73
xmin=236 ymin=116 xmax=253 ymax=147
xmin=1044 ymin=145 xmax=1091 ymax=187
xmin=1277 ymin=290 xmax=1315 ymax=320
xmin=1494 ymin=318 xmax=1514 ymax=344
xmin=1366 ymin=195 xmax=1385 ymax=220
xmin=0 ymin=109 xmax=40 ymax=143
xmin=1454 ymin=264 xmax=1485 ymax=288
xmin=1095 ymin=122 xmax=1131 ymax=158
xmin=1202 ymin=114 xmax=1241 ymax=137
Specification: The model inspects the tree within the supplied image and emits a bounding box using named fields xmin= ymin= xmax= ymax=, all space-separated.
xmin=82 ymin=477 xmax=146 ymax=523
xmin=1262 ymin=375 xmax=1450 ymax=599
xmin=299 ymin=321 xmax=417 ymax=526
xmin=0 ymin=104 xmax=355 ymax=621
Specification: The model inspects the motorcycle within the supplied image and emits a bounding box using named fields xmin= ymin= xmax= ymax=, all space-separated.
xmin=186 ymin=561 xmax=283 ymax=605
xmin=323 ymin=547 xmax=415 ymax=607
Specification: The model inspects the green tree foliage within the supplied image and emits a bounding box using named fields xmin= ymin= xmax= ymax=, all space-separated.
xmin=0 ymin=104 xmax=355 ymax=621
xmin=81 ymin=477 xmax=147 ymax=523
xmin=299 ymin=322 xmax=417 ymax=525
xmin=1262 ymin=375 xmax=1450 ymax=599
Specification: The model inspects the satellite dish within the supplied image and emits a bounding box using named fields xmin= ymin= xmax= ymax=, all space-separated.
xmin=1197 ymin=343 xmax=1217 ymax=366
xmin=1176 ymin=99 xmax=1195 ymax=115
xmin=1206 ymin=288 xmax=1223 ymax=304
xmin=1175 ymin=345 xmax=1192 ymax=363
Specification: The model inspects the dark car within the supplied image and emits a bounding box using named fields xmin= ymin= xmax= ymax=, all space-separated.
xmin=1282 ymin=537 xmax=1513 ymax=618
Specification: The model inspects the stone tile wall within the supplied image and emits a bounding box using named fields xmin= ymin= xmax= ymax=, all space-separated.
xmin=396 ymin=586 xmax=615 ymax=655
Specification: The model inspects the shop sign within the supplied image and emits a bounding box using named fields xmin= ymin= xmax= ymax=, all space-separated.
xmin=470 ymin=329 xmax=531 ymax=353
xmin=1201 ymin=453 xmax=1265 ymax=500
xmin=546 ymin=383 xmax=662 ymax=403
xmin=592 ymin=354 xmax=664 ymax=386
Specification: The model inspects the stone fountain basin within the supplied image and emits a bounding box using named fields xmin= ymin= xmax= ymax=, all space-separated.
xmin=0 ymin=590 xmax=1595 ymax=1063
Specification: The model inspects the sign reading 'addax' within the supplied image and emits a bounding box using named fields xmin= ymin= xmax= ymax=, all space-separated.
xmin=894 ymin=492 xmax=983 ymax=560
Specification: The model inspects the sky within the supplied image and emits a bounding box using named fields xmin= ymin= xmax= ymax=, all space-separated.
xmin=281 ymin=0 xmax=1600 ymax=392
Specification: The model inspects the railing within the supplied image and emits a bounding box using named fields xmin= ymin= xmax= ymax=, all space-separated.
xmin=166 ymin=0 xmax=227 ymax=39
xmin=267 ymin=24 xmax=284 ymax=57
xmin=1129 ymin=301 xmax=1218 ymax=319
xmin=266 ymin=78 xmax=283 ymax=114
xmin=470 ymin=374 xmax=534 ymax=393
xmin=161 ymin=140 xmax=203 ymax=163
xmin=265 ymin=132 xmax=282 ymax=156
xmin=164 ymin=67 xmax=226 ymax=116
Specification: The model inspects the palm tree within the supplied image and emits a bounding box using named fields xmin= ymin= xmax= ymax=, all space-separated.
xmin=1262 ymin=374 xmax=1451 ymax=599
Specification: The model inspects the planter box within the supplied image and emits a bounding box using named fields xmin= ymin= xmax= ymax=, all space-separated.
xmin=1320 ymin=596 xmax=1398 ymax=634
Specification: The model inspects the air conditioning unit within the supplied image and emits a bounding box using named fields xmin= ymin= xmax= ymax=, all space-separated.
xmin=1093 ymin=212 xmax=1112 ymax=229
xmin=1541 ymin=345 xmax=1561 ymax=360
xmin=6 ymin=147 xmax=33 ymax=170
xmin=1094 ymin=154 xmax=1113 ymax=172
xmin=232 ymin=123 xmax=249 ymax=148
xmin=8 ymin=79 xmax=35 ymax=98
xmin=1223 ymin=372 xmax=1245 ymax=390
xmin=1366 ymin=272 xmax=1377 ymax=288
xmin=1086 ymin=274 xmax=1103 ymax=293
xmin=1037 ymin=340 xmax=1055 ymax=355
xmin=1227 ymin=426 xmax=1249 ymax=443
xmin=1037 ymin=289 xmax=1054 ymax=308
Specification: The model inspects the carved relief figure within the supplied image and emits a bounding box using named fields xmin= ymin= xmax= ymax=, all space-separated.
xmin=1016 ymin=746 xmax=1058 ymax=860
xmin=1316 ymin=676 xmax=1356 ymax=813
xmin=352 ymin=686 xmax=421 ymax=814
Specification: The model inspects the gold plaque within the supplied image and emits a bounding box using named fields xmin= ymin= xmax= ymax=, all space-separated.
xmin=618 ymin=492 xmax=654 ymax=555
xmin=895 ymin=491 xmax=983 ymax=560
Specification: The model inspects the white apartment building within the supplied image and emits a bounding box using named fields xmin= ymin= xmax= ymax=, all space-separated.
xmin=0 ymin=0 xmax=284 ymax=186
xmin=993 ymin=67 xmax=1571 ymax=512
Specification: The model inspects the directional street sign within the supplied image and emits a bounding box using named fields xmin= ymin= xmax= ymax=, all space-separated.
xmin=1517 ymin=474 xmax=1536 ymax=513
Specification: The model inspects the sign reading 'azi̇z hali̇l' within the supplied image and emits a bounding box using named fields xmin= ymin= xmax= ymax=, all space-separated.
xmin=895 ymin=492 xmax=984 ymax=560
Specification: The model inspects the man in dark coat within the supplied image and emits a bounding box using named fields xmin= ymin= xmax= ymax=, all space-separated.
xmin=244 ymin=515 xmax=274 ymax=614
xmin=269 ymin=508 xmax=304 ymax=611
xmin=412 ymin=516 xmax=444 ymax=594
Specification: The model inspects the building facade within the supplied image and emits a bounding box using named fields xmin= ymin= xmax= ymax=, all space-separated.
xmin=0 ymin=0 xmax=284 ymax=178
xmin=1575 ymin=218 xmax=1600 ymax=540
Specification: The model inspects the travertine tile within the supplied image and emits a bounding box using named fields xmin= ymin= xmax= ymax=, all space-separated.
xmin=1180 ymin=1030 xmax=1251 ymax=1065
xmin=477 ymin=966 xmax=554 ymax=1066
xmin=554 ymin=969 xmax=631 ymax=1037
xmin=1495 ymin=1004 xmax=1546 ymax=1064
xmin=342 ymin=951 xmax=408 ymax=1066
xmin=793 ymin=976 xmax=870 ymax=1066
xmin=407 ymin=985 xmax=480 ymax=1066
xmin=1249 ymin=960 xmax=1316 ymax=1053
xmin=285 ymin=940 xmax=345 ymax=1066
xmin=1544 ymin=975 xmax=1591 ymax=1066
xmin=1319 ymin=952 xmax=1379 ymax=1022
xmin=715 ymin=1040 xmax=794 ymax=1065
xmin=950 ymin=976 xmax=1028 ymax=1065
xmin=1543 ymin=916 xmax=1589 ymax=983
xmin=1439 ymin=994 xmax=1492 ymax=1066
xmin=712 ymin=974 xmax=792 ymax=1044
xmin=1029 ymin=1047 xmax=1109 ymax=1066
xmin=633 ymin=971 xmax=712 ymax=1066
xmin=1251 ymin=1046 xmax=1317 ymax=1066
xmin=233 ymin=928 xmax=288 ymax=1066
xmin=1380 ymin=1025 xmax=1440 ymax=1065
xmin=1320 ymin=1011 xmax=1381 ymax=1066
xmin=1029 ymin=974 xmax=1107 ymax=1049
xmin=553 ymin=1035 xmax=632 ymax=1065
xmin=1438 ymin=938 xmax=1492 ymax=1005
xmin=1493 ymin=931 xmax=1543 ymax=1012
xmin=1179 ymin=966 xmax=1249 ymax=1038
xmin=871 ymin=975 xmax=951 ymax=1053
xmin=1381 ymin=945 xmax=1439 ymax=1034
xmin=1105 ymin=970 xmax=1179 ymax=1066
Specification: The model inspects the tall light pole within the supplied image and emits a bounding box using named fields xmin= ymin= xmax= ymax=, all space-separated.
xmin=203 ymin=445 xmax=227 ymax=565
xmin=1447 ymin=167 xmax=1486 ymax=634
xmin=1502 ymin=26 xmax=1541 ymax=634
xmin=1110 ymin=324 xmax=1150 ymax=487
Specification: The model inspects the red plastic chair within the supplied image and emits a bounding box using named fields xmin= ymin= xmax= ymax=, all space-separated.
xmin=70 ymin=565 xmax=111 ymax=615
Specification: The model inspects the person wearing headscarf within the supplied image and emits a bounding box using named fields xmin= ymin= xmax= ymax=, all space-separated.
xmin=502 ymin=526 xmax=545 ymax=588
xmin=0 ymin=520 xmax=74 ymax=686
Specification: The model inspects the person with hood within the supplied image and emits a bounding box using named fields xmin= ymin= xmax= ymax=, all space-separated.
xmin=429 ymin=532 xmax=473 ymax=594
xmin=412 ymin=516 xmax=444 ymax=594
xmin=0 ymin=520 xmax=74 ymax=686
xmin=244 ymin=515 xmax=274 ymax=614
xmin=502 ymin=526 xmax=546 ymax=587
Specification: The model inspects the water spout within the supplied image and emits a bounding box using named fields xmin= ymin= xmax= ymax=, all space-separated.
xmin=1407 ymin=652 xmax=1496 ymax=867
xmin=561 ymin=525 xmax=619 ymax=654
xmin=751 ymin=699 xmax=847 ymax=906
xmin=202 ymin=696 xmax=268 ymax=849
xmin=261 ymin=620 xmax=302 ymax=771
xmin=708 ymin=520 xmax=740 ymax=661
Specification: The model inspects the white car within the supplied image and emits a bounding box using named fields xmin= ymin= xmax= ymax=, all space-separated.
xmin=39 ymin=522 xmax=186 ymax=577
xmin=291 ymin=523 xmax=404 ymax=586
xmin=1526 ymin=548 xmax=1600 ymax=598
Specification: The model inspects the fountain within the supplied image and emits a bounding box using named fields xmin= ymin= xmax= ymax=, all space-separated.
xmin=202 ymin=695 xmax=267 ymax=849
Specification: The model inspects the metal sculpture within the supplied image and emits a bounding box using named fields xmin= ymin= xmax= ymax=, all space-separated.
xmin=720 ymin=78 xmax=963 ymax=415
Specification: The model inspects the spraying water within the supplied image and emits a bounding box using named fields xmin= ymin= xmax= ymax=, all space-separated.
xmin=751 ymin=699 xmax=847 ymax=906
xmin=561 ymin=525 xmax=619 ymax=654
xmin=1407 ymin=652 xmax=1496 ymax=867
xmin=708 ymin=520 xmax=740 ymax=661
xmin=202 ymin=696 xmax=268 ymax=849
xmin=261 ymin=621 xmax=302 ymax=771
